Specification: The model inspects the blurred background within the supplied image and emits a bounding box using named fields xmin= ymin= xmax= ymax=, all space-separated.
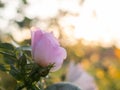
xmin=0 ymin=0 xmax=120 ymax=90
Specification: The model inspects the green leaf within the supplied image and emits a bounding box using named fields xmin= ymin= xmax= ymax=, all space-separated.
xmin=25 ymin=64 xmax=33 ymax=70
xmin=14 ymin=46 xmax=32 ymax=63
xmin=0 ymin=51 xmax=16 ymax=64
xmin=9 ymin=65 xmax=22 ymax=80
xmin=17 ymin=54 xmax=27 ymax=75
xmin=0 ymin=51 xmax=14 ymax=56
xmin=39 ymin=64 xmax=54 ymax=77
xmin=0 ymin=43 xmax=15 ymax=54
xmin=14 ymin=48 xmax=23 ymax=59
xmin=18 ymin=54 xmax=27 ymax=66
xmin=0 ymin=64 xmax=6 ymax=71
xmin=15 ymin=82 xmax=25 ymax=90
xmin=31 ymin=84 xmax=41 ymax=90
xmin=2 ymin=53 xmax=16 ymax=64
xmin=28 ymin=64 xmax=53 ymax=84
xmin=0 ymin=43 xmax=14 ymax=50
xmin=15 ymin=46 xmax=31 ymax=58
xmin=29 ymin=64 xmax=41 ymax=82
xmin=20 ymin=46 xmax=31 ymax=51
xmin=39 ymin=66 xmax=51 ymax=77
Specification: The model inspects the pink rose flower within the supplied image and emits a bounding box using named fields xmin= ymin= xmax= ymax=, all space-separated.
xmin=31 ymin=28 xmax=67 ymax=72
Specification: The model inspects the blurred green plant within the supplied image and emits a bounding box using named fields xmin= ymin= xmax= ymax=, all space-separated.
xmin=0 ymin=43 xmax=53 ymax=90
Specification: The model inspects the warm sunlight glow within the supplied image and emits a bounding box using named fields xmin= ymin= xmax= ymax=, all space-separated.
xmin=59 ymin=0 xmax=120 ymax=47
xmin=1 ymin=0 xmax=120 ymax=47
xmin=25 ymin=0 xmax=59 ymax=19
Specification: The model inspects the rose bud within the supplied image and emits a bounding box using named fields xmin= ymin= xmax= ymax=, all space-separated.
xmin=31 ymin=28 xmax=67 ymax=72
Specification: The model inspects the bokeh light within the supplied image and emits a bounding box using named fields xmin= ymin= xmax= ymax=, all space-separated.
xmin=1 ymin=0 xmax=120 ymax=90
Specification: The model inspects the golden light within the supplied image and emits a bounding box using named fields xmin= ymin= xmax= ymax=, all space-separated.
xmin=1 ymin=0 xmax=120 ymax=47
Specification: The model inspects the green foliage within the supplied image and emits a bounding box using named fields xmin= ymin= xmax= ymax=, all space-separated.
xmin=0 ymin=43 xmax=15 ymax=55
xmin=0 ymin=64 xmax=6 ymax=71
xmin=0 ymin=43 xmax=14 ymax=50
xmin=0 ymin=43 xmax=53 ymax=90
xmin=0 ymin=43 xmax=16 ymax=64
xmin=10 ymin=65 xmax=22 ymax=80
